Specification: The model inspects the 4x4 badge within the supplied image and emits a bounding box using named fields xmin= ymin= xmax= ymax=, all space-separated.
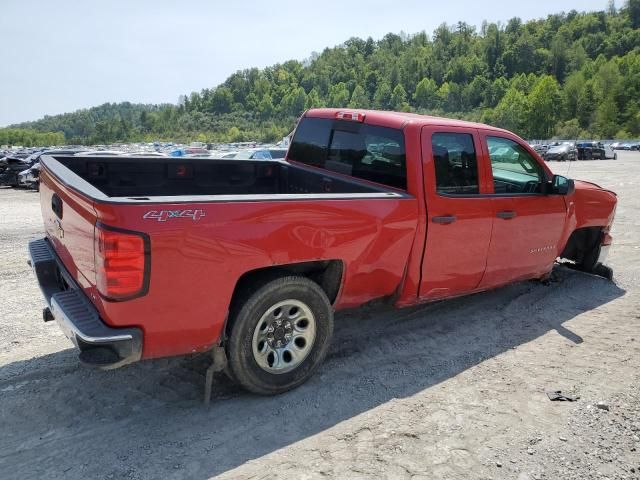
xmin=143 ymin=209 xmax=206 ymax=222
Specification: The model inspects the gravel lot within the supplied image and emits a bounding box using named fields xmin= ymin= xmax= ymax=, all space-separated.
xmin=1 ymin=152 xmax=639 ymax=480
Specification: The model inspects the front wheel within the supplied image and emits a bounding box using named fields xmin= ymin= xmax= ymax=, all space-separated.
xmin=227 ymin=276 xmax=333 ymax=395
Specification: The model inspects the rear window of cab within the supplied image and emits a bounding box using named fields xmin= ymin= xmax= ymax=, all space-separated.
xmin=288 ymin=117 xmax=407 ymax=190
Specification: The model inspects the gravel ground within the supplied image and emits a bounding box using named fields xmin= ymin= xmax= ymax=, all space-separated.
xmin=1 ymin=153 xmax=639 ymax=480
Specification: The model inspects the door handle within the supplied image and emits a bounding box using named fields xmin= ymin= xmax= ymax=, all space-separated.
xmin=432 ymin=215 xmax=457 ymax=224
xmin=497 ymin=210 xmax=516 ymax=219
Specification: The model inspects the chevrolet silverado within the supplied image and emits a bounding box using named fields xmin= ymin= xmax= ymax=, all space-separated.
xmin=29 ymin=108 xmax=617 ymax=395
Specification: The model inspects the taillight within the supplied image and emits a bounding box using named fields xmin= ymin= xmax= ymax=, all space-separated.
xmin=95 ymin=223 xmax=149 ymax=300
xmin=335 ymin=111 xmax=365 ymax=122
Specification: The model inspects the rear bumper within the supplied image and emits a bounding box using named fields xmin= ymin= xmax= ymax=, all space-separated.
xmin=28 ymin=238 xmax=142 ymax=369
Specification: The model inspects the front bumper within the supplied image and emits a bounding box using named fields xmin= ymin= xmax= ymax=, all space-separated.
xmin=598 ymin=232 xmax=613 ymax=266
xmin=598 ymin=245 xmax=610 ymax=265
xmin=28 ymin=238 xmax=142 ymax=369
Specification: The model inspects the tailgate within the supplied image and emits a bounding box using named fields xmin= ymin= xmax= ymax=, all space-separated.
xmin=39 ymin=166 xmax=98 ymax=290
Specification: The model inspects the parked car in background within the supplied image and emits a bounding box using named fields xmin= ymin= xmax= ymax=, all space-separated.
xmin=544 ymin=142 xmax=577 ymax=161
xmin=74 ymin=150 xmax=123 ymax=156
xmin=621 ymin=142 xmax=640 ymax=151
xmin=231 ymin=148 xmax=289 ymax=160
xmin=529 ymin=144 xmax=548 ymax=155
xmin=0 ymin=155 xmax=32 ymax=186
xmin=14 ymin=149 xmax=86 ymax=189
xmin=17 ymin=163 xmax=41 ymax=189
xmin=577 ymin=142 xmax=614 ymax=160
xmin=123 ymin=152 xmax=167 ymax=157
xmin=603 ymin=144 xmax=618 ymax=159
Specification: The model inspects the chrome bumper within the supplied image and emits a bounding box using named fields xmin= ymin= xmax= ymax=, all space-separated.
xmin=28 ymin=238 xmax=142 ymax=369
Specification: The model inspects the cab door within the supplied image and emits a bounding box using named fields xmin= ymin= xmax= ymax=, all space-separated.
xmin=478 ymin=133 xmax=567 ymax=288
xmin=419 ymin=127 xmax=494 ymax=300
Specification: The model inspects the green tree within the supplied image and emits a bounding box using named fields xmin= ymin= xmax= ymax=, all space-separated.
xmin=210 ymin=87 xmax=234 ymax=113
xmin=373 ymin=82 xmax=392 ymax=109
xmin=594 ymin=99 xmax=619 ymax=137
xmin=625 ymin=0 xmax=640 ymax=28
xmin=414 ymin=78 xmax=439 ymax=109
xmin=327 ymin=82 xmax=350 ymax=107
xmin=555 ymin=119 xmax=582 ymax=138
xmin=577 ymin=82 xmax=596 ymax=129
xmin=305 ymin=88 xmax=325 ymax=109
xmin=527 ymin=76 xmax=562 ymax=138
xmin=348 ymin=85 xmax=369 ymax=108
xmin=281 ymin=87 xmax=307 ymax=116
xmin=491 ymin=87 xmax=530 ymax=135
xmin=258 ymin=94 xmax=275 ymax=119
xmin=391 ymin=84 xmax=409 ymax=111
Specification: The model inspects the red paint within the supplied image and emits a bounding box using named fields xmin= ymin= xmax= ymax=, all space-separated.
xmin=38 ymin=109 xmax=618 ymax=362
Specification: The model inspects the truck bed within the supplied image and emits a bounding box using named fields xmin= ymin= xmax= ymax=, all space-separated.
xmin=44 ymin=155 xmax=400 ymax=201
xmin=37 ymin=153 xmax=418 ymax=360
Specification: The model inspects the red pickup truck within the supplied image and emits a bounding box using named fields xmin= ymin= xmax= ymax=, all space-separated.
xmin=29 ymin=109 xmax=616 ymax=395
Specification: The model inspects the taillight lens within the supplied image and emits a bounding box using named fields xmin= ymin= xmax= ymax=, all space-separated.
xmin=95 ymin=224 xmax=149 ymax=300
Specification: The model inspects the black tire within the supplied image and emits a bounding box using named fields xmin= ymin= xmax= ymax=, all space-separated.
xmin=227 ymin=276 xmax=333 ymax=395
xmin=576 ymin=232 xmax=601 ymax=274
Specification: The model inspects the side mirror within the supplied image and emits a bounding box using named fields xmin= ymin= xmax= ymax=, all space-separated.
xmin=551 ymin=174 xmax=575 ymax=195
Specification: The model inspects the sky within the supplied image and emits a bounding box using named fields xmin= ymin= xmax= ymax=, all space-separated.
xmin=1 ymin=0 xmax=611 ymax=127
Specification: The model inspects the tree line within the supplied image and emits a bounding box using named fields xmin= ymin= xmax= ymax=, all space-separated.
xmin=4 ymin=0 xmax=640 ymax=145
xmin=0 ymin=128 xmax=65 ymax=147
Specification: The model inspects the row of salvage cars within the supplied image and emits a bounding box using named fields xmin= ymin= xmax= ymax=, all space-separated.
xmin=0 ymin=149 xmax=87 ymax=190
xmin=1 ymin=145 xmax=290 ymax=190
xmin=529 ymin=141 xmax=618 ymax=161
xmin=1 ymin=148 xmax=165 ymax=190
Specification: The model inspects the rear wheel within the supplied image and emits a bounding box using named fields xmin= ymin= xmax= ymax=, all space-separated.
xmin=227 ymin=276 xmax=333 ymax=395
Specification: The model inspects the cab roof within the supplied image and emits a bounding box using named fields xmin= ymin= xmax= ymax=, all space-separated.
xmin=306 ymin=108 xmax=509 ymax=134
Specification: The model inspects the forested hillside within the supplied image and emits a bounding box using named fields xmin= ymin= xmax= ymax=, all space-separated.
xmin=5 ymin=1 xmax=640 ymax=145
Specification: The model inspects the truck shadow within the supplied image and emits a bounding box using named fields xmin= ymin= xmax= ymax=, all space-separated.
xmin=0 ymin=265 xmax=625 ymax=479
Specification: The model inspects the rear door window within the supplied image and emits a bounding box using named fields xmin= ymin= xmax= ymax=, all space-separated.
xmin=288 ymin=117 xmax=407 ymax=190
xmin=431 ymin=132 xmax=480 ymax=195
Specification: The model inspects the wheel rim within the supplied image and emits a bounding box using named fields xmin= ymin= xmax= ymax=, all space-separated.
xmin=251 ymin=299 xmax=317 ymax=374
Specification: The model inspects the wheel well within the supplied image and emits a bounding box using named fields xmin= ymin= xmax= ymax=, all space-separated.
xmin=560 ymin=227 xmax=602 ymax=263
xmin=224 ymin=260 xmax=344 ymax=338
